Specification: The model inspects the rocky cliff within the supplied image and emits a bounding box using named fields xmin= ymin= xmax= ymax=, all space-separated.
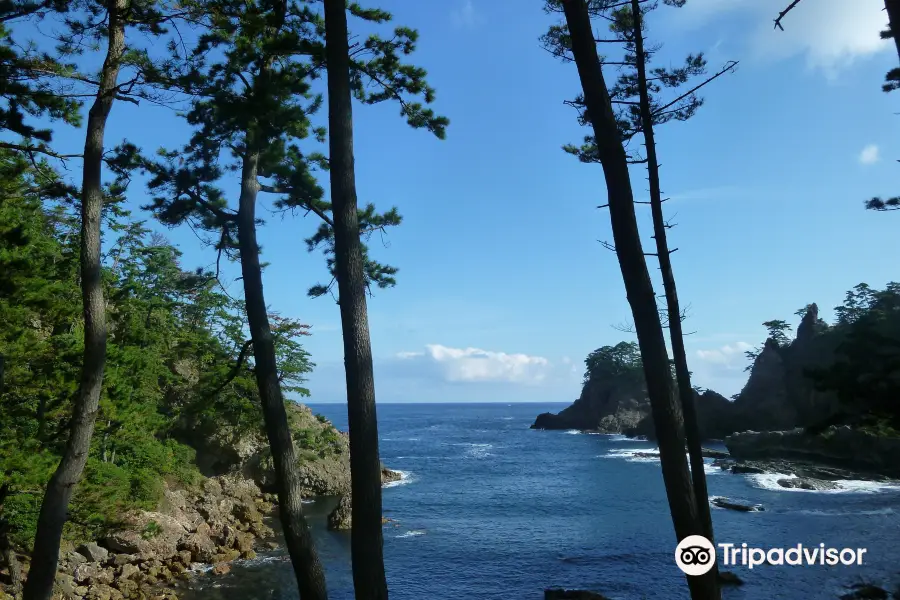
xmin=533 ymin=305 xmax=842 ymax=440
xmin=181 ymin=402 xmax=351 ymax=497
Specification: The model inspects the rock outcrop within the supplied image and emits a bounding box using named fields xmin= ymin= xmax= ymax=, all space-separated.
xmin=534 ymin=305 xmax=844 ymax=442
xmin=725 ymin=427 xmax=900 ymax=478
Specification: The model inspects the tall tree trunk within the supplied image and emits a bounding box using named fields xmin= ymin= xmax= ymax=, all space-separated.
xmin=323 ymin=2 xmax=388 ymax=599
xmin=630 ymin=0 xmax=719 ymax=593
xmin=558 ymin=1 xmax=717 ymax=599
xmin=235 ymin=151 xmax=328 ymax=600
xmin=886 ymin=0 xmax=900 ymax=64
xmin=1 ymin=483 xmax=23 ymax=599
xmin=22 ymin=3 xmax=125 ymax=597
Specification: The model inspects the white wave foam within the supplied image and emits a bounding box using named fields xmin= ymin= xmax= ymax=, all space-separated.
xmin=602 ymin=448 xmax=720 ymax=474
xmin=565 ymin=430 xmax=581 ymax=435
xmin=500 ymin=416 xmax=514 ymax=420
xmin=384 ymin=469 xmax=415 ymax=488
xmin=463 ymin=443 xmax=494 ymax=459
xmin=748 ymin=473 xmax=900 ymax=494
xmin=605 ymin=434 xmax=645 ymax=442
xmin=407 ymin=438 xmax=420 ymax=441
xmin=395 ymin=530 xmax=425 ymax=539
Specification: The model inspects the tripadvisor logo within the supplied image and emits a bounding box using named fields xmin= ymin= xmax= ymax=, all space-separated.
xmin=675 ymin=535 xmax=717 ymax=576
xmin=675 ymin=536 xmax=869 ymax=575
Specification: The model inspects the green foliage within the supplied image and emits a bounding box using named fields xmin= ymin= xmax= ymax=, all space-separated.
xmin=0 ymin=151 xmax=317 ymax=550
xmin=808 ymin=282 xmax=900 ymax=425
xmin=762 ymin=319 xmax=793 ymax=347
xmin=541 ymin=0 xmax=734 ymax=163
xmin=584 ymin=341 xmax=642 ymax=382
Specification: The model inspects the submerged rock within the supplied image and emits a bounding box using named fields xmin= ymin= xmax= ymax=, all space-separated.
xmin=710 ymin=497 xmax=764 ymax=512
xmin=777 ymin=477 xmax=839 ymax=491
xmin=545 ymin=590 xmax=611 ymax=600
xmin=839 ymin=583 xmax=889 ymax=599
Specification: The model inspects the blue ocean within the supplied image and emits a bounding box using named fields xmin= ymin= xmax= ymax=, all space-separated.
xmin=181 ymin=403 xmax=900 ymax=599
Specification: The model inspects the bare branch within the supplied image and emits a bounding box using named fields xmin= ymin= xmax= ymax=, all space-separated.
xmin=652 ymin=60 xmax=739 ymax=118
xmin=774 ymin=0 xmax=804 ymax=31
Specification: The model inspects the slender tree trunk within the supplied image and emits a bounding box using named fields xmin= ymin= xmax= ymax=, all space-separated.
xmin=559 ymin=2 xmax=716 ymax=599
xmin=886 ymin=0 xmax=900 ymax=64
xmin=630 ymin=0 xmax=719 ymax=594
xmin=22 ymin=3 xmax=125 ymax=598
xmin=323 ymin=2 xmax=388 ymax=599
xmin=235 ymin=151 xmax=328 ymax=600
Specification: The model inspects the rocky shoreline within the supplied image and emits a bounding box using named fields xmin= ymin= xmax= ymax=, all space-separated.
xmin=1 ymin=465 xmax=406 ymax=600
xmin=0 ymin=398 xmax=406 ymax=600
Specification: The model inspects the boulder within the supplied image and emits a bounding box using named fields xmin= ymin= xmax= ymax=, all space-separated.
xmin=179 ymin=523 xmax=217 ymax=563
xmin=104 ymin=513 xmax=187 ymax=561
xmin=327 ymin=494 xmax=352 ymax=531
xmin=77 ymin=543 xmax=108 ymax=563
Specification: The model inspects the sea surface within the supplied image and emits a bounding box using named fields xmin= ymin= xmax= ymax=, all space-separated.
xmin=179 ymin=403 xmax=900 ymax=600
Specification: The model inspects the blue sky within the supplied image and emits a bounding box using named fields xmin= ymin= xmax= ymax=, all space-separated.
xmin=16 ymin=0 xmax=900 ymax=403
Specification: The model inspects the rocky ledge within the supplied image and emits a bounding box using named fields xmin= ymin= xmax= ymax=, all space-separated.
xmin=725 ymin=426 xmax=900 ymax=479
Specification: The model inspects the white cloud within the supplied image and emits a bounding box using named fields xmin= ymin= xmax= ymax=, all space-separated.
xmin=450 ymin=0 xmax=484 ymax=30
xmin=695 ymin=341 xmax=754 ymax=365
xmin=671 ymin=0 xmax=889 ymax=75
xmin=859 ymin=144 xmax=880 ymax=165
xmin=396 ymin=344 xmax=554 ymax=385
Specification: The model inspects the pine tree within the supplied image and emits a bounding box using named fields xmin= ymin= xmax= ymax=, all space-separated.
xmin=0 ymin=1 xmax=82 ymax=158
xmin=321 ymin=3 xmax=446 ymax=597
xmin=23 ymin=2 xmax=187 ymax=597
xmin=542 ymin=1 xmax=718 ymax=598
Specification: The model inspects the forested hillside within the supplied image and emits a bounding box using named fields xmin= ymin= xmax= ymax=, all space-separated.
xmin=0 ymin=148 xmax=328 ymax=550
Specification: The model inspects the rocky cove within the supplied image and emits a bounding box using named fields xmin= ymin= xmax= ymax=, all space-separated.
xmin=0 ymin=402 xmax=401 ymax=600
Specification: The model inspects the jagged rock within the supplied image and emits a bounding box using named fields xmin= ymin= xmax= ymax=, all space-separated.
xmin=327 ymin=494 xmax=352 ymax=531
xmin=212 ymin=563 xmax=231 ymax=576
xmin=83 ymin=584 xmax=123 ymax=600
xmin=73 ymin=563 xmax=101 ymax=584
xmin=179 ymin=523 xmax=217 ymax=563
xmin=701 ymin=448 xmax=729 ymax=459
xmin=381 ymin=467 xmax=402 ymax=484
xmin=777 ymin=477 xmax=839 ymax=491
xmin=544 ymin=590 xmax=611 ymax=599
xmin=111 ymin=554 xmax=136 ymax=567
xmin=532 ymin=375 xmax=651 ymax=433
xmin=77 ymin=543 xmax=108 ymax=563
xmin=711 ymin=497 xmax=764 ymax=512
xmin=725 ymin=427 xmax=900 ymax=478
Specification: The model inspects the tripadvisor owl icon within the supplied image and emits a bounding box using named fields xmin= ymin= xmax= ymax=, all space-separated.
xmin=675 ymin=535 xmax=716 ymax=576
